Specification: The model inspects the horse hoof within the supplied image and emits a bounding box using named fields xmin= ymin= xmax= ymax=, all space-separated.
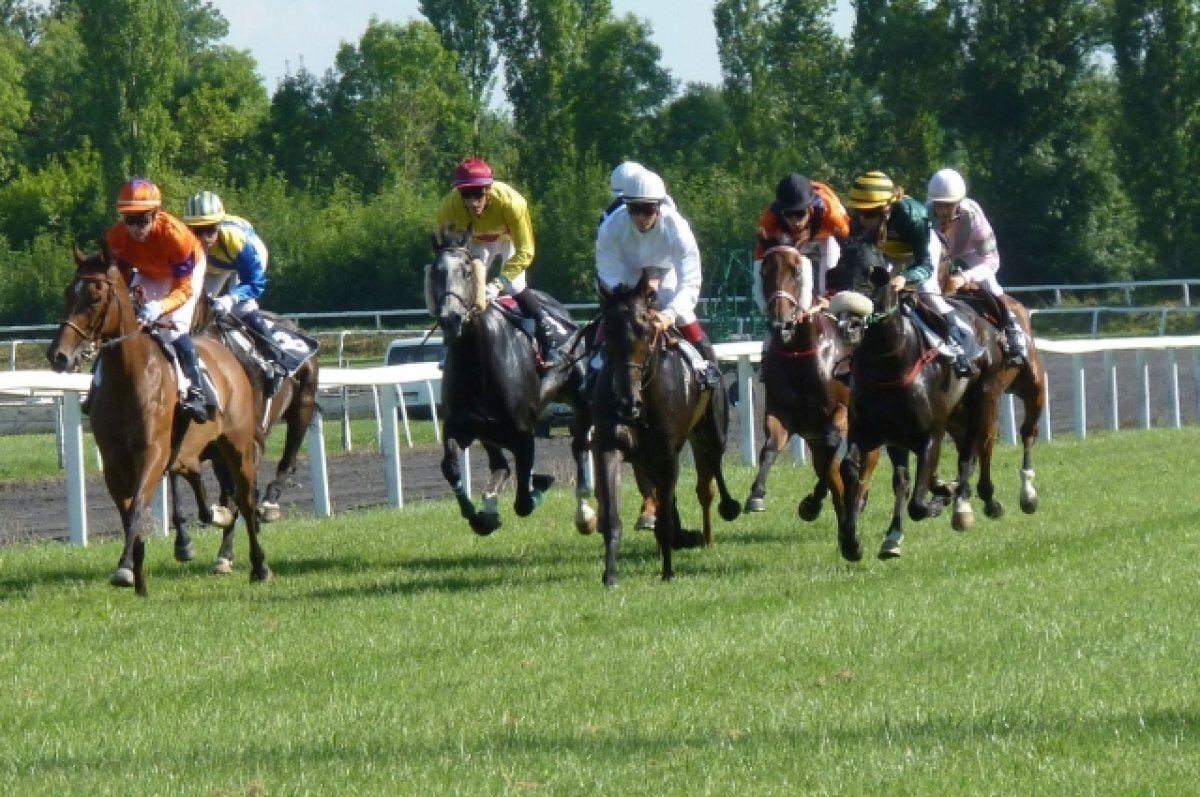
xmin=839 ymin=536 xmax=863 ymax=562
xmin=719 ymin=498 xmax=742 ymax=522
xmin=531 ymin=474 xmax=556 ymax=492
xmin=258 ymin=501 xmax=282 ymax=523
xmin=1020 ymin=495 xmax=1039 ymax=514
xmin=210 ymin=505 xmax=236 ymax=528
xmin=671 ymin=530 xmax=706 ymax=550
xmin=251 ymin=566 xmax=272 ymax=583
xmin=984 ymin=500 xmax=1005 ymax=519
xmin=878 ymin=538 xmax=903 ymax=559
xmin=744 ymin=496 xmax=766 ymax=513
xmin=798 ymin=496 xmax=822 ymax=522
xmin=634 ymin=514 xmax=656 ymax=531
xmin=574 ymin=507 xmax=597 ymax=536
xmin=603 ymin=573 xmax=619 ymax=588
xmin=110 ymin=568 xmax=135 ymax=588
xmin=174 ymin=542 xmax=196 ymax=563
xmin=952 ymin=499 xmax=974 ymax=532
xmin=210 ymin=558 xmax=234 ymax=576
xmin=470 ymin=512 xmax=502 ymax=536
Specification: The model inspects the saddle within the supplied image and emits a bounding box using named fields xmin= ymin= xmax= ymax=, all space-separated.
xmin=948 ymin=287 xmax=1006 ymax=328
xmin=490 ymin=295 xmax=576 ymax=366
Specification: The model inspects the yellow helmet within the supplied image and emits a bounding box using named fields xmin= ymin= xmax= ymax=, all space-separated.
xmin=845 ymin=171 xmax=896 ymax=210
xmin=183 ymin=191 xmax=225 ymax=225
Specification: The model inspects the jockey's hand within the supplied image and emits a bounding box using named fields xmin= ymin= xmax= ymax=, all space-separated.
xmin=211 ymin=295 xmax=234 ymax=315
xmin=484 ymin=279 xmax=503 ymax=303
xmin=815 ymin=295 xmax=831 ymax=311
xmin=648 ymin=309 xmax=673 ymax=335
xmin=889 ymin=274 xmax=908 ymax=291
xmin=136 ymin=300 xmax=163 ymax=327
xmin=946 ymin=273 xmax=967 ymax=294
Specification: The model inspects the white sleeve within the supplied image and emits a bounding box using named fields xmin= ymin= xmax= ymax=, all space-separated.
xmin=664 ymin=218 xmax=702 ymax=322
xmin=595 ymin=216 xmax=626 ymax=291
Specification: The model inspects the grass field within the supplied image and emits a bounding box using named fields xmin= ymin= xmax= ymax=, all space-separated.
xmin=1 ymin=429 xmax=1198 ymax=795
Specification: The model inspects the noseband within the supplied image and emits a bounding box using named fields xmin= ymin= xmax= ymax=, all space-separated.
xmin=434 ymin=246 xmax=481 ymax=318
xmin=763 ymin=245 xmax=809 ymax=324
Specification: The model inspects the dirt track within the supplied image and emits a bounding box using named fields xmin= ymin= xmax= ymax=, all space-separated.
xmin=1 ymin=348 xmax=1195 ymax=546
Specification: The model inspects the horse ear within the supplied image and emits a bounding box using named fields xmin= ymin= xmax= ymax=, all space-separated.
xmin=74 ymin=247 xmax=87 ymax=269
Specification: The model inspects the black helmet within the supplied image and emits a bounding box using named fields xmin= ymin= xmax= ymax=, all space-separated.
xmin=773 ymin=173 xmax=814 ymax=214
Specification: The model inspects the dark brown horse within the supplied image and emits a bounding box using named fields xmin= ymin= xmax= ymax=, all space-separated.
xmin=46 ymin=247 xmax=269 ymax=596
xmin=745 ymin=236 xmax=880 ymax=528
xmin=165 ymin=303 xmax=321 ymax=572
xmin=836 ymin=241 xmax=998 ymax=561
xmin=592 ymin=275 xmax=741 ymax=586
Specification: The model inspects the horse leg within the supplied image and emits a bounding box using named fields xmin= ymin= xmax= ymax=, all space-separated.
xmin=442 ymin=436 xmax=494 ymax=536
xmin=633 ymin=465 xmax=657 ymax=530
xmin=218 ymin=438 xmax=271 ymax=583
xmin=746 ymin=414 xmax=788 ymax=513
xmin=260 ymin=381 xmax=317 ymax=522
xmin=167 ymin=472 xmax=197 ymax=563
xmin=1016 ymin=374 xmax=1045 ymax=514
xmin=110 ymin=460 xmax=165 ymax=596
xmin=595 ymin=448 xmax=624 ymax=587
xmin=209 ymin=458 xmax=242 ymax=575
xmin=879 ymin=446 xmax=909 ymax=559
xmin=570 ymin=417 xmax=597 ymax=535
xmin=512 ymin=435 xmax=552 ymax=517
xmin=836 ymin=440 xmax=867 ymax=562
xmin=654 ymin=462 xmax=681 ymax=582
xmin=907 ymin=435 xmax=946 ymax=522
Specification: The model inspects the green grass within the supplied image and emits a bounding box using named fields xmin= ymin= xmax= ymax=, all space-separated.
xmin=1 ymin=429 xmax=1199 ymax=795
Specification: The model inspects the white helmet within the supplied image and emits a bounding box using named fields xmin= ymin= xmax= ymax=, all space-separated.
xmin=623 ymin=169 xmax=667 ymax=203
xmin=610 ymin=161 xmax=645 ymax=197
xmin=927 ymin=168 xmax=967 ymax=203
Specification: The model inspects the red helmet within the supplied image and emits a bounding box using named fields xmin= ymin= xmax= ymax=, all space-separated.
xmin=117 ymin=178 xmax=162 ymax=213
xmin=453 ymin=157 xmax=494 ymax=189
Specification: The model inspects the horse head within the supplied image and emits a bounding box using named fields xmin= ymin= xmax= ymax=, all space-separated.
xmin=598 ymin=273 xmax=657 ymax=423
xmin=427 ymin=224 xmax=484 ymax=344
xmin=46 ymin=244 xmax=135 ymax=373
xmin=758 ymin=232 xmax=813 ymax=346
xmin=827 ymin=239 xmax=891 ymax=345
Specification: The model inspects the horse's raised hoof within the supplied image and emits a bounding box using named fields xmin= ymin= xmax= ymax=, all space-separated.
xmin=984 ymin=499 xmax=1005 ymax=519
xmin=210 ymin=504 xmax=236 ymax=528
xmin=798 ymin=495 xmax=822 ymax=522
xmin=531 ymin=474 xmax=556 ymax=493
xmin=110 ymin=567 xmax=135 ymax=588
xmin=931 ymin=479 xmax=957 ymax=500
xmin=258 ymin=501 xmax=282 ymax=523
xmin=634 ymin=513 xmax=656 ymax=531
xmin=671 ymin=529 xmax=706 ymax=549
xmin=878 ymin=536 xmax=903 ymax=559
xmin=574 ymin=505 xmax=597 ymax=535
xmin=251 ymin=566 xmax=272 ymax=583
xmin=744 ymin=495 xmax=766 ymax=513
xmin=470 ymin=512 xmax=502 ymax=536
xmin=210 ymin=557 xmax=234 ymax=576
xmin=718 ymin=498 xmax=741 ymax=522
xmin=174 ymin=541 xmax=196 ymax=563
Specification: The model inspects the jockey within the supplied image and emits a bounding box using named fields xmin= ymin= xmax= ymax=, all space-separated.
xmin=600 ymin=160 xmax=676 ymax=225
xmin=435 ymin=157 xmax=563 ymax=368
xmin=104 ymin=178 xmax=210 ymax=422
xmin=752 ymin=173 xmax=851 ymax=312
xmin=596 ymin=168 xmax=721 ymax=388
xmin=845 ymin=170 xmax=975 ymax=378
xmin=927 ymin=167 xmax=1028 ymax=367
xmin=181 ymin=190 xmax=290 ymax=393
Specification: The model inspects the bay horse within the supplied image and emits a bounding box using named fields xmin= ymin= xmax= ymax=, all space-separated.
xmin=427 ymin=226 xmax=595 ymax=535
xmin=745 ymin=235 xmax=880 ymax=529
xmin=592 ymin=275 xmax=741 ymax=586
xmin=166 ymin=302 xmax=321 ymax=573
xmin=942 ymin=285 xmax=1046 ymax=517
xmin=836 ymin=241 xmax=998 ymax=561
xmin=46 ymin=247 xmax=269 ymax=596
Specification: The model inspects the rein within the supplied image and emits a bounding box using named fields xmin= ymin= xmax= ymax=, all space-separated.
xmin=57 ymin=272 xmax=143 ymax=355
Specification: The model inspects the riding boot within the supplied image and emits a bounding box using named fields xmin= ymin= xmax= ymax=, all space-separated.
xmin=693 ymin=335 xmax=723 ymax=389
xmin=943 ymin=311 xmax=976 ymax=379
xmin=173 ymin=336 xmax=211 ymax=423
xmin=514 ymin=288 xmax=564 ymax=369
xmin=242 ymin=310 xmax=291 ymax=392
xmin=1003 ymin=317 xmax=1029 ymax=368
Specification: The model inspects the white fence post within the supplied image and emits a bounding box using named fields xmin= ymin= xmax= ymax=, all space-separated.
xmin=381 ymin=383 xmax=403 ymax=508
xmin=736 ymin=355 xmax=756 ymax=465
xmin=61 ymin=390 xmax=89 ymax=546
xmin=307 ymin=408 xmax=332 ymax=518
xmin=1072 ymin=354 xmax=1086 ymax=438
xmin=1104 ymin=350 xmax=1119 ymax=432
xmin=1137 ymin=350 xmax=1151 ymax=430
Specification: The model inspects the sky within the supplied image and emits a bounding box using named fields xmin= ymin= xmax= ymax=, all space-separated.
xmin=209 ymin=0 xmax=855 ymax=93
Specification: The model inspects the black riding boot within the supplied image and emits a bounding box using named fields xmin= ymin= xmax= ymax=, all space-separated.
xmin=943 ymin=311 xmax=976 ymax=379
xmin=242 ymin=310 xmax=287 ymax=395
xmin=173 ymin=335 xmax=210 ymax=423
xmin=1003 ymin=317 xmax=1028 ymax=367
xmin=693 ymin=335 xmax=723 ymax=389
xmin=514 ymin=289 xmax=564 ymax=369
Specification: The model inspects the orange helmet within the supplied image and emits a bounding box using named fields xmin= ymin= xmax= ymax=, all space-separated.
xmin=453 ymin=157 xmax=494 ymax=189
xmin=117 ymin=178 xmax=162 ymax=213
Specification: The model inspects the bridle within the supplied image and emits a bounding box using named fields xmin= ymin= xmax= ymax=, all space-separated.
xmin=57 ymin=271 xmax=142 ymax=354
xmin=762 ymin=245 xmax=811 ymax=326
xmin=434 ymin=245 xmax=481 ymax=319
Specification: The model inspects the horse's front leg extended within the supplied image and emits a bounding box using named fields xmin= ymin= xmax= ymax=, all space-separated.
xmin=907 ymin=435 xmax=946 ymax=522
xmin=745 ymin=414 xmax=788 ymax=513
xmin=167 ymin=472 xmax=196 ymax=563
xmin=654 ymin=460 xmax=682 ymax=581
xmin=836 ymin=441 xmax=867 ymax=562
xmin=594 ymin=448 xmax=624 ymax=587
xmin=571 ymin=420 xmax=597 ymax=535
xmin=442 ymin=436 xmax=491 ymax=535
xmin=879 ymin=446 xmax=909 ymax=559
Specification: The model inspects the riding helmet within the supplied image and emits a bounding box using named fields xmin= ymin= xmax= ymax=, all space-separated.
xmin=622 ymin=170 xmax=667 ymax=203
xmin=610 ymin=161 xmax=645 ymax=198
xmin=773 ymin=173 xmax=814 ymax=214
xmin=183 ymin=191 xmax=226 ymax=225
xmin=927 ymin=168 xmax=967 ymax=203
xmin=845 ymin=171 xmax=896 ymax=210
xmin=453 ymin=157 xmax=495 ymax=189
xmin=117 ymin=178 xmax=162 ymax=213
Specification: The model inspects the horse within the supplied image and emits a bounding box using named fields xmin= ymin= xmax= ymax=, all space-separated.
xmin=46 ymin=247 xmax=269 ymax=596
xmin=592 ymin=274 xmax=741 ymax=585
xmin=165 ymin=301 xmax=321 ymax=573
xmin=744 ymin=235 xmax=881 ymax=528
xmin=835 ymin=240 xmax=999 ymax=561
xmin=941 ymin=285 xmax=1046 ymax=517
xmin=427 ymin=226 xmax=596 ymax=536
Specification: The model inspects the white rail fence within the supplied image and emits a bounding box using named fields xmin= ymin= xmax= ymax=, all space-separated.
xmin=2 ymin=335 xmax=1199 ymax=547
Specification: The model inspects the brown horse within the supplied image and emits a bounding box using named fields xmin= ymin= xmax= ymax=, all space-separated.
xmin=745 ymin=236 xmax=881 ymax=529
xmin=943 ymin=286 xmax=1046 ymax=519
xmin=46 ymin=247 xmax=269 ymax=596
xmin=592 ymin=275 xmax=741 ymax=585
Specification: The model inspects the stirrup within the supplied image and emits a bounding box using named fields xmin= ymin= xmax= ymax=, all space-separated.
xmin=181 ymin=390 xmax=209 ymax=423
xmin=951 ymin=355 xmax=974 ymax=378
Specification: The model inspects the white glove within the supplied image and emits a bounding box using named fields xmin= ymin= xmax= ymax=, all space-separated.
xmin=137 ymin=300 xmax=163 ymax=325
xmin=484 ymin=279 xmax=503 ymax=303
xmin=212 ymin=295 xmax=234 ymax=315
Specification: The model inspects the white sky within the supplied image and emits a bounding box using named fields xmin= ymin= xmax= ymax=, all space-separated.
xmin=209 ymin=0 xmax=855 ymax=92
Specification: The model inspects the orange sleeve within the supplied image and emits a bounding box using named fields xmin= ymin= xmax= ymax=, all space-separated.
xmin=752 ymin=209 xmax=787 ymax=260
xmin=814 ymin=182 xmax=850 ymax=241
